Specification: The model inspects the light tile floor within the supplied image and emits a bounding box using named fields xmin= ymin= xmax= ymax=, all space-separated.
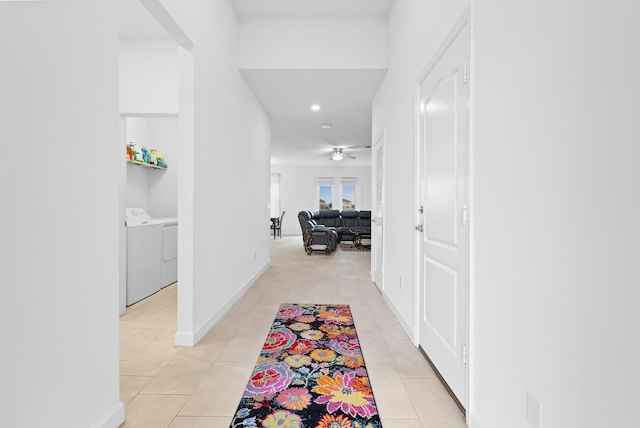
xmin=119 ymin=236 xmax=466 ymax=427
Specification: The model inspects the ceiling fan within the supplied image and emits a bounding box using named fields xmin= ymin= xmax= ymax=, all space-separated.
xmin=316 ymin=147 xmax=357 ymax=161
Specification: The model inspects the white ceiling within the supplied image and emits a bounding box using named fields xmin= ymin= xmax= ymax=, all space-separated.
xmin=118 ymin=0 xmax=392 ymax=167
xmin=231 ymin=0 xmax=392 ymax=17
xmin=242 ymin=69 xmax=385 ymax=166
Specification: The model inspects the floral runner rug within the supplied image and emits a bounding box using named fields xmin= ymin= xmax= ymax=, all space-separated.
xmin=230 ymin=303 xmax=382 ymax=428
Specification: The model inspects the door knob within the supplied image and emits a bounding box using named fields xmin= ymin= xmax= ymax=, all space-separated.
xmin=415 ymin=224 xmax=424 ymax=232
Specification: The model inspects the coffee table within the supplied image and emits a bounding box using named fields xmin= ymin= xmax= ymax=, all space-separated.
xmin=349 ymin=228 xmax=371 ymax=250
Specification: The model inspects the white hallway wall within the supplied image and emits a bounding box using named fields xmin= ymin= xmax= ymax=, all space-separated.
xmin=239 ymin=17 xmax=388 ymax=69
xmin=0 ymin=1 xmax=123 ymax=427
xmin=376 ymin=1 xmax=640 ymax=427
xmin=119 ymin=38 xmax=178 ymax=113
xmin=272 ymin=165 xmax=373 ymax=237
xmin=471 ymin=2 xmax=640 ymax=427
xmin=159 ymin=0 xmax=272 ymax=345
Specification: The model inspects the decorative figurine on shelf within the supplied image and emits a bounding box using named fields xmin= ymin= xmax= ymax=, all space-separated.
xmin=150 ymin=149 xmax=167 ymax=168
xmin=126 ymin=142 xmax=135 ymax=160
xmin=133 ymin=144 xmax=144 ymax=163
xmin=126 ymin=142 xmax=167 ymax=168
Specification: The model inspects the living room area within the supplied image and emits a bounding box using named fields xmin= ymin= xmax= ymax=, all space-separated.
xmin=270 ymin=163 xmax=373 ymax=243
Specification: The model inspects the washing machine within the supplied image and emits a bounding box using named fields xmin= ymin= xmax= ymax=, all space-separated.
xmin=126 ymin=208 xmax=178 ymax=306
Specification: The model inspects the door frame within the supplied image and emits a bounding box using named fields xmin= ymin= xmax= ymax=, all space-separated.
xmin=372 ymin=130 xmax=385 ymax=290
xmin=412 ymin=7 xmax=473 ymax=415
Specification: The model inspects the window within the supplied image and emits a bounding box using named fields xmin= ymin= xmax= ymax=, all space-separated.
xmin=319 ymin=185 xmax=333 ymax=209
xmin=341 ymin=179 xmax=356 ymax=210
xmin=317 ymin=178 xmax=334 ymax=209
xmin=317 ymin=177 xmax=359 ymax=210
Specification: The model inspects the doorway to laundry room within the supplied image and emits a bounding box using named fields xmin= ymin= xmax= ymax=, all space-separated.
xmin=117 ymin=0 xmax=193 ymax=319
xmin=122 ymin=115 xmax=178 ymax=310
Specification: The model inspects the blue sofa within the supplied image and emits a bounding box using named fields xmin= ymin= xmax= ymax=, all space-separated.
xmin=297 ymin=210 xmax=372 ymax=251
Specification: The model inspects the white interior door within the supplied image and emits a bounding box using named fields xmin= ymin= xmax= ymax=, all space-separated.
xmin=373 ymin=133 xmax=384 ymax=290
xmin=416 ymin=18 xmax=469 ymax=408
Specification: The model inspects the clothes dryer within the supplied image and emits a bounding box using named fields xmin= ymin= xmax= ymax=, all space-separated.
xmin=125 ymin=208 xmax=178 ymax=305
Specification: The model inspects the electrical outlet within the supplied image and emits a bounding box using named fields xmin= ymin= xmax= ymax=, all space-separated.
xmin=399 ymin=276 xmax=403 ymax=289
xmin=526 ymin=391 xmax=541 ymax=427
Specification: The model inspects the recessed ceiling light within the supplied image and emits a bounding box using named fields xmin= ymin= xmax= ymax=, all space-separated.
xmin=310 ymin=104 xmax=320 ymax=111
xmin=321 ymin=123 xmax=332 ymax=129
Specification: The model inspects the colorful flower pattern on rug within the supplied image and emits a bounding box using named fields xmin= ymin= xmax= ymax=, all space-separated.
xmin=231 ymin=303 xmax=382 ymax=428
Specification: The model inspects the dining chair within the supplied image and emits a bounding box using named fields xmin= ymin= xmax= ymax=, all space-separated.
xmin=274 ymin=211 xmax=285 ymax=239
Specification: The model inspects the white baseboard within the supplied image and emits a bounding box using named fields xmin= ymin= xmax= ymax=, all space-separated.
xmin=381 ymin=293 xmax=415 ymax=340
xmin=174 ymin=330 xmax=195 ymax=347
xmin=91 ymin=401 xmax=124 ymax=428
xmin=174 ymin=261 xmax=271 ymax=347
xmin=468 ymin=411 xmax=486 ymax=428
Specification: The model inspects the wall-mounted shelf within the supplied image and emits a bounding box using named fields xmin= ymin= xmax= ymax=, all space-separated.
xmin=127 ymin=160 xmax=167 ymax=170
